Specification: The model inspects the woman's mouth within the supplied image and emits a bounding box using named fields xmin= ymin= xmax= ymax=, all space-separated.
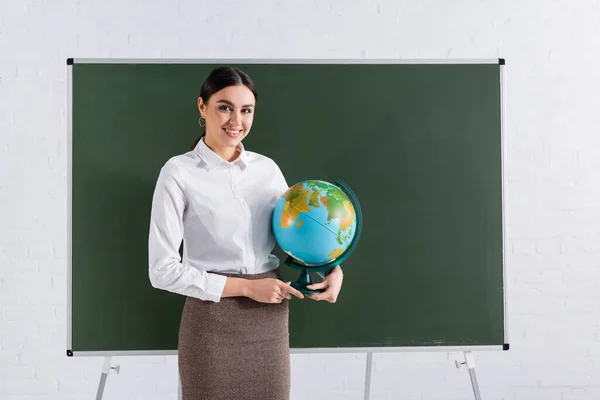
xmin=223 ymin=127 xmax=243 ymax=138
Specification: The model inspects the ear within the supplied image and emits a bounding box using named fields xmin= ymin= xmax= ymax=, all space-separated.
xmin=197 ymin=97 xmax=206 ymax=117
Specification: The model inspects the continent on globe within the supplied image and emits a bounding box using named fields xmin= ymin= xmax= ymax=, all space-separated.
xmin=272 ymin=180 xmax=358 ymax=266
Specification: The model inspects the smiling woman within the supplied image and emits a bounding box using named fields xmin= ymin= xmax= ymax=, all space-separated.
xmin=198 ymin=85 xmax=256 ymax=161
xmin=191 ymin=67 xmax=258 ymax=158
xmin=148 ymin=66 xmax=330 ymax=400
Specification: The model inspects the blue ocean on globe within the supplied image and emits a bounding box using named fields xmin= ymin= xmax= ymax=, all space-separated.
xmin=272 ymin=180 xmax=357 ymax=266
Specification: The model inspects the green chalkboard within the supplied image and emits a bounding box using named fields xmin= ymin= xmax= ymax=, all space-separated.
xmin=67 ymin=59 xmax=507 ymax=355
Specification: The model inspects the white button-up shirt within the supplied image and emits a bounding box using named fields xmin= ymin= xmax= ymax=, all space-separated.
xmin=148 ymin=137 xmax=289 ymax=302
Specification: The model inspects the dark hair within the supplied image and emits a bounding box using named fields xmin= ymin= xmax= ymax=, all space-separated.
xmin=191 ymin=66 xmax=258 ymax=150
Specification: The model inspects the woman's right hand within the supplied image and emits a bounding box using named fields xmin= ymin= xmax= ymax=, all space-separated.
xmin=246 ymin=279 xmax=305 ymax=303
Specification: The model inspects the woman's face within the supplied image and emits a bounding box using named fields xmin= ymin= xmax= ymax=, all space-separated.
xmin=198 ymin=84 xmax=256 ymax=151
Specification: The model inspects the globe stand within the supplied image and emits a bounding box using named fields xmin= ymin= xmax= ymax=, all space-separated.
xmin=281 ymin=179 xmax=364 ymax=297
xmin=284 ymin=257 xmax=338 ymax=295
xmin=288 ymin=266 xmax=322 ymax=295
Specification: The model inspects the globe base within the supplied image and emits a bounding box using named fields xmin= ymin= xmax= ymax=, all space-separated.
xmin=290 ymin=269 xmax=324 ymax=295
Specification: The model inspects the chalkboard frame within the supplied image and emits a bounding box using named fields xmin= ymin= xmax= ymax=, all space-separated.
xmin=66 ymin=58 xmax=508 ymax=357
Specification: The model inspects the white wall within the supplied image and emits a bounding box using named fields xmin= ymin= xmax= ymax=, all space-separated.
xmin=1 ymin=0 xmax=599 ymax=399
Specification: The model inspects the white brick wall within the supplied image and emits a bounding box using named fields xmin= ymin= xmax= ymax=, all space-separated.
xmin=1 ymin=0 xmax=599 ymax=398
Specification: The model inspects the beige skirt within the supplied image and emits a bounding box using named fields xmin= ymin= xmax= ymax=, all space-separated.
xmin=178 ymin=268 xmax=290 ymax=400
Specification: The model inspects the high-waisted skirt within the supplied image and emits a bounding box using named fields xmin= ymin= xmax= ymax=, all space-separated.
xmin=178 ymin=268 xmax=290 ymax=400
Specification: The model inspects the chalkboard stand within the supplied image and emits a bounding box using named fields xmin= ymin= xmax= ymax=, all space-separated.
xmin=455 ymin=351 xmax=482 ymax=400
xmin=95 ymin=356 xmax=120 ymax=400
xmin=359 ymin=351 xmax=483 ymax=400
xmin=93 ymin=351 xmax=483 ymax=400
xmin=364 ymin=352 xmax=374 ymax=400
xmin=94 ymin=357 xmax=181 ymax=400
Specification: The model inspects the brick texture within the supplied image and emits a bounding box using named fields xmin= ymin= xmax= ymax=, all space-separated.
xmin=1 ymin=0 xmax=600 ymax=398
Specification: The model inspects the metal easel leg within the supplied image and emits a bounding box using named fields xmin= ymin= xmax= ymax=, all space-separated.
xmin=455 ymin=351 xmax=482 ymax=400
xmin=177 ymin=370 xmax=182 ymax=400
xmin=96 ymin=356 xmax=120 ymax=400
xmin=364 ymin=352 xmax=373 ymax=400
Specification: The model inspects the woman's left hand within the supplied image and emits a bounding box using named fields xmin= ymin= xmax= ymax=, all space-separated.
xmin=305 ymin=266 xmax=343 ymax=303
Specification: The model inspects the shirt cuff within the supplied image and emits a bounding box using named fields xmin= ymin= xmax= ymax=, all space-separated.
xmin=200 ymin=273 xmax=228 ymax=302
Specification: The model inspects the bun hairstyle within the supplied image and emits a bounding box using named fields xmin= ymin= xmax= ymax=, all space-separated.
xmin=191 ymin=66 xmax=258 ymax=150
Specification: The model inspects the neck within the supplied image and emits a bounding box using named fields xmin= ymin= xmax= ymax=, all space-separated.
xmin=203 ymin=136 xmax=239 ymax=162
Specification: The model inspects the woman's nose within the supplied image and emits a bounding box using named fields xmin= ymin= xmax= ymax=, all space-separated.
xmin=230 ymin=112 xmax=241 ymax=125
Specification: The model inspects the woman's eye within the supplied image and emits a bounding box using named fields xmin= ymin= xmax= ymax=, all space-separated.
xmin=242 ymin=108 xmax=252 ymax=114
xmin=218 ymin=105 xmax=232 ymax=111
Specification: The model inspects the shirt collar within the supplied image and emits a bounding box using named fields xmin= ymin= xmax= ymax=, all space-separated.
xmin=194 ymin=136 xmax=248 ymax=171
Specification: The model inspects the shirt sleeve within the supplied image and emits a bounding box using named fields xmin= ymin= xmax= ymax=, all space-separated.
xmin=273 ymin=161 xmax=289 ymax=196
xmin=148 ymin=160 xmax=227 ymax=302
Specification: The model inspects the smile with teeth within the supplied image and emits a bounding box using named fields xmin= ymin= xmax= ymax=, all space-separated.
xmin=223 ymin=127 xmax=243 ymax=137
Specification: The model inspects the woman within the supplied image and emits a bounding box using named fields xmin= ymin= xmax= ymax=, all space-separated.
xmin=148 ymin=66 xmax=344 ymax=400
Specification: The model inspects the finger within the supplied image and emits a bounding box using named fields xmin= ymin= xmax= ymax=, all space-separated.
xmin=306 ymin=281 xmax=328 ymax=290
xmin=275 ymin=289 xmax=290 ymax=301
xmin=308 ymin=286 xmax=337 ymax=301
xmin=312 ymin=294 xmax=336 ymax=303
xmin=288 ymin=287 xmax=304 ymax=299
xmin=281 ymin=282 xmax=304 ymax=299
xmin=283 ymin=287 xmax=303 ymax=299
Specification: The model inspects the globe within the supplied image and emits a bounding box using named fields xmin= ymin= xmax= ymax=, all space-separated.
xmin=272 ymin=179 xmax=362 ymax=294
